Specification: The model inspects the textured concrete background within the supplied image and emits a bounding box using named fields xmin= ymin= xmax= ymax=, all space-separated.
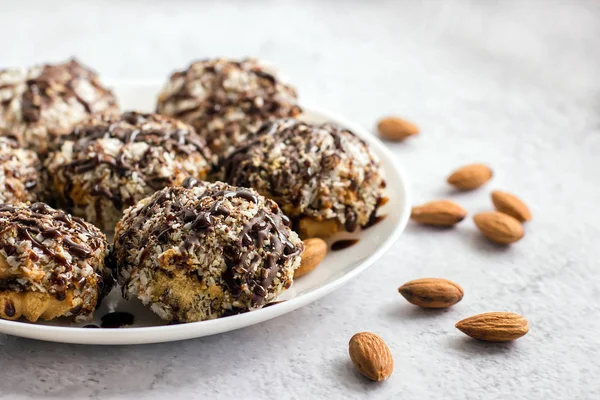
xmin=1 ymin=0 xmax=599 ymax=399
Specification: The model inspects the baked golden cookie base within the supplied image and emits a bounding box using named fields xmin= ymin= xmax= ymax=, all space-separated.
xmin=0 ymin=290 xmax=77 ymax=322
xmin=298 ymin=217 xmax=341 ymax=239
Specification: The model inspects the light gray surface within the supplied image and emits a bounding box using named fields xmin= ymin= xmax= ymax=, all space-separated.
xmin=1 ymin=0 xmax=599 ymax=399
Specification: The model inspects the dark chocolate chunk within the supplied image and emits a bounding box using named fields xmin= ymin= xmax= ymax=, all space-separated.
xmin=4 ymin=300 xmax=15 ymax=317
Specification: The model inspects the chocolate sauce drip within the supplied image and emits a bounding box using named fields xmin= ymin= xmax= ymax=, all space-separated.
xmin=19 ymin=59 xmax=116 ymax=124
xmin=362 ymin=214 xmax=386 ymax=230
xmin=219 ymin=120 xmax=378 ymax=226
xmin=344 ymin=208 xmax=358 ymax=232
xmin=63 ymin=237 xmax=92 ymax=258
xmin=100 ymin=311 xmax=134 ymax=328
xmin=0 ymin=203 xmax=100 ymax=269
xmin=331 ymin=239 xmax=359 ymax=251
xmin=90 ymin=183 xmax=122 ymax=206
xmin=18 ymin=228 xmax=68 ymax=266
xmin=41 ymin=227 xmax=62 ymax=239
xmin=118 ymin=186 xmax=301 ymax=306
xmin=57 ymin=112 xmax=211 ymax=208
xmin=69 ymin=112 xmax=209 ymax=155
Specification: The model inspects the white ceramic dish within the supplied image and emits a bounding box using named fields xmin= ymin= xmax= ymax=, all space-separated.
xmin=0 ymin=82 xmax=410 ymax=345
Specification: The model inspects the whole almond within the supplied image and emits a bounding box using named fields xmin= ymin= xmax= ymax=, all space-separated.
xmin=398 ymin=278 xmax=464 ymax=308
xmin=377 ymin=117 xmax=419 ymax=141
xmin=473 ymin=211 xmax=524 ymax=244
xmin=447 ymin=163 xmax=493 ymax=190
xmin=411 ymin=200 xmax=467 ymax=227
xmin=349 ymin=332 xmax=394 ymax=381
xmin=491 ymin=191 xmax=532 ymax=222
xmin=456 ymin=312 xmax=529 ymax=342
xmin=294 ymin=238 xmax=327 ymax=278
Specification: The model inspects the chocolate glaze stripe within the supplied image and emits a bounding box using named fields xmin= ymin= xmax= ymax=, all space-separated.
xmin=0 ymin=203 xmax=101 ymax=269
xmin=0 ymin=202 xmax=108 ymax=303
xmin=117 ymin=185 xmax=301 ymax=306
xmin=219 ymin=120 xmax=380 ymax=230
xmin=19 ymin=60 xmax=116 ymax=124
xmin=55 ymin=112 xmax=211 ymax=209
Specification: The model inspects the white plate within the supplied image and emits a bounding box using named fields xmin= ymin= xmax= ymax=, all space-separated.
xmin=0 ymin=82 xmax=410 ymax=345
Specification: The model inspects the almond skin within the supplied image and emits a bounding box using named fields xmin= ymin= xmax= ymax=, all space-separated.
xmin=473 ymin=211 xmax=524 ymax=244
xmin=398 ymin=278 xmax=464 ymax=308
xmin=447 ymin=163 xmax=493 ymax=190
xmin=411 ymin=200 xmax=467 ymax=227
xmin=456 ymin=312 xmax=529 ymax=342
xmin=491 ymin=191 xmax=532 ymax=222
xmin=294 ymin=238 xmax=327 ymax=278
xmin=377 ymin=117 xmax=419 ymax=141
xmin=349 ymin=332 xmax=394 ymax=381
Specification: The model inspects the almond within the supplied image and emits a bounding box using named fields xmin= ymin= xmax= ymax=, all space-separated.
xmin=294 ymin=238 xmax=327 ymax=278
xmin=349 ymin=332 xmax=394 ymax=381
xmin=411 ymin=200 xmax=467 ymax=227
xmin=491 ymin=191 xmax=532 ymax=222
xmin=473 ymin=211 xmax=524 ymax=244
xmin=398 ymin=278 xmax=464 ymax=308
xmin=455 ymin=312 xmax=529 ymax=342
xmin=447 ymin=163 xmax=493 ymax=190
xmin=377 ymin=117 xmax=419 ymax=141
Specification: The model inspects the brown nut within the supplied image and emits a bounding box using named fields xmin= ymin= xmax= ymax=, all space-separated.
xmin=398 ymin=278 xmax=464 ymax=308
xmin=456 ymin=312 xmax=529 ymax=342
xmin=473 ymin=211 xmax=524 ymax=244
xmin=349 ymin=332 xmax=394 ymax=381
xmin=294 ymin=238 xmax=327 ymax=278
xmin=411 ymin=200 xmax=467 ymax=227
xmin=377 ymin=116 xmax=419 ymax=141
xmin=447 ymin=163 xmax=493 ymax=190
xmin=491 ymin=190 xmax=532 ymax=222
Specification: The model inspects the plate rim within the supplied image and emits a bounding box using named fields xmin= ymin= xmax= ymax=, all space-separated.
xmin=0 ymin=81 xmax=411 ymax=344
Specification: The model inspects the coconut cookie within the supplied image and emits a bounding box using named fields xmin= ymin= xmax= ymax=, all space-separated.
xmin=0 ymin=59 xmax=118 ymax=156
xmin=0 ymin=136 xmax=41 ymax=204
xmin=0 ymin=202 xmax=113 ymax=322
xmin=156 ymin=58 xmax=301 ymax=157
xmin=112 ymin=180 xmax=303 ymax=323
xmin=216 ymin=119 xmax=386 ymax=238
xmin=45 ymin=111 xmax=213 ymax=231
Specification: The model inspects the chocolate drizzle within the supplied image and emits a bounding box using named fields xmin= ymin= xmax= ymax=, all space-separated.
xmin=218 ymin=119 xmax=384 ymax=232
xmin=362 ymin=214 xmax=386 ymax=230
xmin=19 ymin=59 xmax=117 ymax=125
xmin=0 ymin=137 xmax=41 ymax=204
xmin=54 ymin=112 xmax=212 ymax=210
xmin=155 ymin=58 xmax=302 ymax=157
xmin=0 ymin=203 xmax=105 ymax=300
xmin=116 ymin=184 xmax=302 ymax=307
